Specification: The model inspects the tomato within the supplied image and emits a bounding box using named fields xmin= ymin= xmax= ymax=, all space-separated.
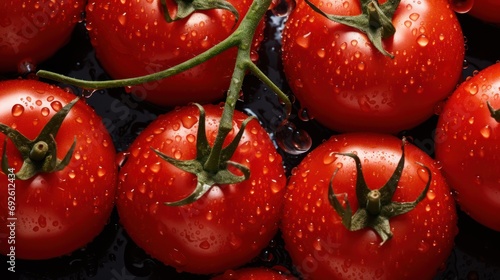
xmin=116 ymin=104 xmax=287 ymax=274
xmin=434 ymin=63 xmax=500 ymax=231
xmin=467 ymin=0 xmax=500 ymax=24
xmin=85 ymin=0 xmax=265 ymax=107
xmin=281 ymin=133 xmax=457 ymax=279
xmin=0 ymin=79 xmax=117 ymax=260
xmin=281 ymin=0 xmax=464 ymax=133
xmin=0 ymin=0 xmax=85 ymax=74
xmin=212 ymin=267 xmax=297 ymax=280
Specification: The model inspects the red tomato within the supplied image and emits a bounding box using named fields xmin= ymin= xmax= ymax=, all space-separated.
xmin=435 ymin=63 xmax=500 ymax=231
xmin=282 ymin=0 xmax=464 ymax=133
xmin=0 ymin=79 xmax=117 ymax=260
xmin=281 ymin=133 xmax=457 ymax=279
xmin=85 ymin=0 xmax=265 ymax=107
xmin=212 ymin=267 xmax=297 ymax=280
xmin=116 ymin=104 xmax=287 ymax=274
xmin=0 ymin=0 xmax=85 ymax=73
xmin=467 ymin=0 xmax=500 ymax=24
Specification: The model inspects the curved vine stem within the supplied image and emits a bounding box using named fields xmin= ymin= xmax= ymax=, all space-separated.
xmin=36 ymin=0 xmax=290 ymax=115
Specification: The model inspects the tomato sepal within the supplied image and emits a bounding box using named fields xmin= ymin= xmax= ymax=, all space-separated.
xmin=487 ymin=101 xmax=500 ymax=122
xmin=161 ymin=0 xmax=239 ymax=24
xmin=0 ymin=97 xmax=79 ymax=180
xmin=328 ymin=138 xmax=431 ymax=244
xmin=151 ymin=103 xmax=253 ymax=206
xmin=304 ymin=0 xmax=400 ymax=58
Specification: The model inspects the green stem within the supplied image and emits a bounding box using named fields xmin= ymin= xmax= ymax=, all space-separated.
xmin=29 ymin=141 xmax=49 ymax=161
xmin=203 ymin=0 xmax=272 ymax=173
xmin=487 ymin=101 xmax=500 ymax=122
xmin=37 ymin=35 xmax=239 ymax=89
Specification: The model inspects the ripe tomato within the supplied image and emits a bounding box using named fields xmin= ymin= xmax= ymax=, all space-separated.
xmin=435 ymin=63 xmax=500 ymax=231
xmin=0 ymin=79 xmax=117 ymax=260
xmin=281 ymin=133 xmax=457 ymax=279
xmin=85 ymin=0 xmax=265 ymax=107
xmin=467 ymin=0 xmax=500 ymax=24
xmin=116 ymin=104 xmax=287 ymax=274
xmin=282 ymin=0 xmax=464 ymax=133
xmin=212 ymin=267 xmax=297 ymax=279
xmin=0 ymin=0 xmax=85 ymax=74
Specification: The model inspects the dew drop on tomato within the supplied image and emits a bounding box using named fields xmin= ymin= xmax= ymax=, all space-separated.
xmin=479 ymin=125 xmax=492 ymax=139
xmin=296 ymin=32 xmax=311 ymax=48
xmin=449 ymin=0 xmax=474 ymax=14
xmin=229 ymin=233 xmax=242 ymax=249
xmin=41 ymin=107 xmax=50 ymax=117
xmin=417 ymin=34 xmax=429 ymax=47
xmin=38 ymin=215 xmax=47 ymax=228
xmin=11 ymin=104 xmax=25 ymax=117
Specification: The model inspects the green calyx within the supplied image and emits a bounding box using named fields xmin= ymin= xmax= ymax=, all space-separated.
xmin=152 ymin=104 xmax=253 ymax=206
xmin=305 ymin=0 xmax=400 ymax=58
xmin=487 ymin=101 xmax=500 ymax=122
xmin=161 ymin=0 xmax=239 ymax=24
xmin=0 ymin=98 xmax=78 ymax=180
xmin=328 ymin=137 xmax=431 ymax=245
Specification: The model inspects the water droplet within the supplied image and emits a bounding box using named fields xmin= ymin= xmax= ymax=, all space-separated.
xmin=480 ymin=125 xmax=491 ymax=139
xmin=118 ymin=12 xmax=127 ymax=25
xmin=417 ymin=167 xmax=430 ymax=183
xmin=126 ymin=189 xmax=135 ymax=201
xmin=149 ymin=162 xmax=161 ymax=173
xmin=426 ymin=190 xmax=436 ymax=201
xmin=199 ymin=240 xmax=211 ymax=250
xmin=465 ymin=82 xmax=479 ymax=95
xmin=316 ymin=48 xmax=326 ymax=58
xmin=271 ymin=0 xmax=296 ymax=17
xmin=417 ymin=34 xmax=429 ymax=47
xmin=474 ymin=175 xmax=482 ymax=185
xmin=229 ymin=233 xmax=242 ymax=249
xmin=270 ymin=179 xmax=283 ymax=194
xmin=418 ymin=240 xmax=429 ymax=252
xmin=12 ymin=104 xmax=25 ymax=117
xmin=275 ymin=121 xmax=312 ymax=155
xmin=38 ymin=215 xmax=47 ymax=228
xmin=449 ymin=0 xmax=474 ymax=13
xmin=323 ymin=152 xmax=336 ymax=165
xmin=409 ymin=13 xmax=420 ymax=21
xmin=169 ymin=248 xmax=187 ymax=266
xmin=41 ymin=107 xmax=50 ymax=117
xmin=357 ymin=61 xmax=366 ymax=71
xmin=298 ymin=107 xmax=313 ymax=121
xmin=181 ymin=114 xmax=197 ymax=129
xmin=97 ymin=166 xmax=106 ymax=177
xmin=296 ymin=32 xmax=311 ymax=48
xmin=425 ymin=204 xmax=431 ymax=212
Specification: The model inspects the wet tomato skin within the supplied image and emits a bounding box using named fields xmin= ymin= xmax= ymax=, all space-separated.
xmin=211 ymin=267 xmax=298 ymax=280
xmin=0 ymin=79 xmax=117 ymax=260
xmin=281 ymin=133 xmax=457 ymax=279
xmin=0 ymin=0 xmax=85 ymax=73
xmin=85 ymin=0 xmax=264 ymax=107
xmin=282 ymin=0 xmax=464 ymax=133
xmin=116 ymin=104 xmax=287 ymax=275
xmin=435 ymin=63 xmax=500 ymax=231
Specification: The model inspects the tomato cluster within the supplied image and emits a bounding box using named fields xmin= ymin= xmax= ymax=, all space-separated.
xmin=0 ymin=0 xmax=499 ymax=279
